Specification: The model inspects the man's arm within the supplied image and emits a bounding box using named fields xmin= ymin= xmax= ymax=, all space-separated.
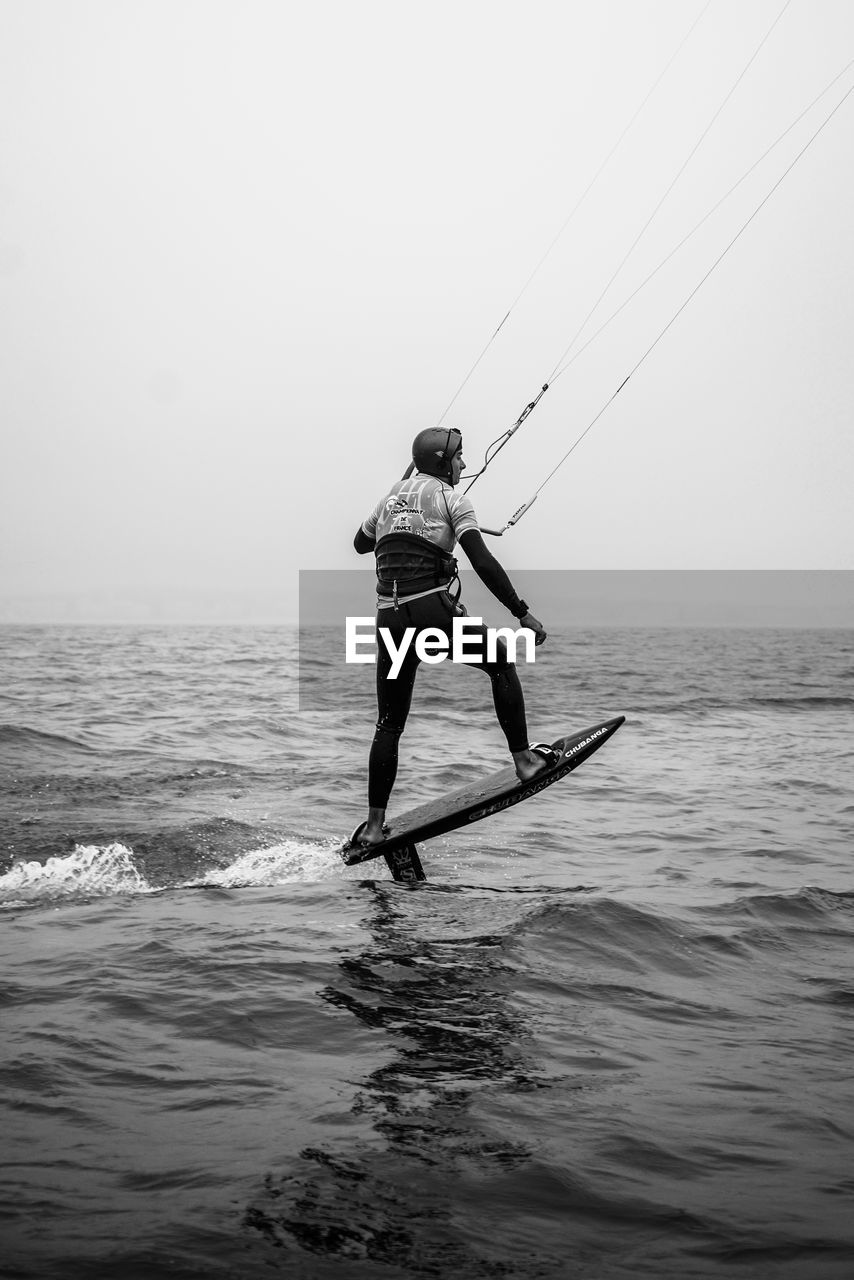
xmin=458 ymin=529 xmax=546 ymax=644
xmin=354 ymin=528 xmax=375 ymax=555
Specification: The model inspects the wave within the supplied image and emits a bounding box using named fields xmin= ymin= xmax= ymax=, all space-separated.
xmin=0 ymin=834 xmax=363 ymax=910
xmin=509 ymin=888 xmax=854 ymax=992
xmin=742 ymin=695 xmax=854 ymax=711
xmin=727 ymin=885 xmax=854 ymax=923
xmin=0 ymin=843 xmax=150 ymax=907
xmin=0 ymin=723 xmax=96 ymax=759
xmin=663 ymin=694 xmax=854 ymax=718
xmin=513 ymin=896 xmax=731 ymax=983
xmin=198 ymin=839 xmax=350 ymax=888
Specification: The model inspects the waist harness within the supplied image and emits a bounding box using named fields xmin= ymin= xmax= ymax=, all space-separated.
xmin=375 ymin=532 xmax=459 ymax=608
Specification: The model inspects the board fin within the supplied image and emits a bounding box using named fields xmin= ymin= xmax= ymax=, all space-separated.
xmin=384 ymin=844 xmax=425 ymax=884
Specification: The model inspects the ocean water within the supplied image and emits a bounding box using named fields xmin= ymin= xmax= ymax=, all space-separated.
xmin=1 ymin=623 xmax=853 ymax=1279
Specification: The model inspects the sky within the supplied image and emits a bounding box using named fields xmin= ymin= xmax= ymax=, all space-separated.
xmin=1 ymin=0 xmax=853 ymax=623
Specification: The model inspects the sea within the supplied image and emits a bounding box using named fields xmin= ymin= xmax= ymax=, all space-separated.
xmin=1 ymin=623 xmax=853 ymax=1280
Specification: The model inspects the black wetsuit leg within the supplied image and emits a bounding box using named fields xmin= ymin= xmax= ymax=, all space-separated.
xmin=447 ymin=596 xmax=529 ymax=755
xmin=369 ymin=601 xmax=421 ymax=809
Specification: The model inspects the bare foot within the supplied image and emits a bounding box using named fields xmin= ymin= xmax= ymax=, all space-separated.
xmin=354 ymin=806 xmax=388 ymax=847
xmin=359 ymin=821 xmax=386 ymax=847
xmin=513 ymin=747 xmax=551 ymax=783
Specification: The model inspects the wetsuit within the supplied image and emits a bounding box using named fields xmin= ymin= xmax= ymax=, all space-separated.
xmin=357 ymin=471 xmax=532 ymax=809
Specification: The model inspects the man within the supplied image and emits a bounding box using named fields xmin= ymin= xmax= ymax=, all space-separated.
xmin=350 ymin=426 xmax=552 ymax=850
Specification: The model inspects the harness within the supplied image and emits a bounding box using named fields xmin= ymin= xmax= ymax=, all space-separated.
xmin=375 ymin=532 xmax=460 ymax=611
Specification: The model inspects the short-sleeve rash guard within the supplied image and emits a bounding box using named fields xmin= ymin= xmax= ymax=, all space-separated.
xmin=362 ymin=472 xmax=479 ymax=554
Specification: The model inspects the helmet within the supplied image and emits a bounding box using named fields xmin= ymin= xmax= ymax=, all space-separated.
xmin=412 ymin=427 xmax=463 ymax=480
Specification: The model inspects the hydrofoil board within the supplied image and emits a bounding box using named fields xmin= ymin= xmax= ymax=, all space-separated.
xmin=341 ymin=715 xmax=625 ymax=884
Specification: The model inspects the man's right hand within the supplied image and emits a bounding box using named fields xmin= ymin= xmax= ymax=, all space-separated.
xmin=520 ymin=611 xmax=547 ymax=646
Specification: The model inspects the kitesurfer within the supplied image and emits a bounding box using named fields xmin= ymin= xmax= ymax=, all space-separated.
xmin=350 ymin=426 xmax=551 ymax=849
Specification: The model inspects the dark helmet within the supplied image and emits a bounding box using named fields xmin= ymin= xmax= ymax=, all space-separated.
xmin=412 ymin=427 xmax=463 ymax=480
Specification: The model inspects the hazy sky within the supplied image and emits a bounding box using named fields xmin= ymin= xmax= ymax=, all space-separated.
xmin=2 ymin=0 xmax=853 ymax=622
